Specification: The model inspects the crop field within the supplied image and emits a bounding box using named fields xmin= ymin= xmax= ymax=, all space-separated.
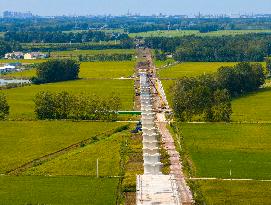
xmin=129 ymin=30 xmax=199 ymax=38
xmin=80 ymin=61 xmax=135 ymax=78
xmin=0 ymin=59 xmax=46 ymax=64
xmin=23 ymin=131 xmax=129 ymax=176
xmin=3 ymin=69 xmax=36 ymax=78
xmin=198 ymin=180 xmax=271 ymax=205
xmin=0 ymin=176 xmax=118 ymax=205
xmin=2 ymin=79 xmax=134 ymax=119
xmin=129 ymin=29 xmax=271 ymax=38
xmin=0 ymin=121 xmax=125 ymax=173
xmin=50 ymin=49 xmax=135 ymax=58
xmin=158 ymin=62 xmax=238 ymax=79
xmin=179 ymin=123 xmax=271 ymax=179
xmin=232 ymin=87 xmax=271 ymax=122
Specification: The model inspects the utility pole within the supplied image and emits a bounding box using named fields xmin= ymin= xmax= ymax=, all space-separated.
xmin=96 ymin=158 xmax=99 ymax=178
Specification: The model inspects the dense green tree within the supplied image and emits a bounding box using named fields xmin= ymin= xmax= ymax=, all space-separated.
xmin=33 ymin=59 xmax=80 ymax=84
xmin=0 ymin=40 xmax=21 ymax=57
xmin=34 ymin=91 xmax=121 ymax=121
xmin=0 ymin=93 xmax=9 ymax=120
xmin=216 ymin=63 xmax=265 ymax=96
xmin=172 ymin=77 xmax=232 ymax=122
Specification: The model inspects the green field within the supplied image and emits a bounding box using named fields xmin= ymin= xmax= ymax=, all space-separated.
xmin=3 ymin=61 xmax=135 ymax=79
xmin=201 ymin=29 xmax=271 ymax=36
xmin=232 ymin=88 xmax=271 ymax=122
xmin=179 ymin=123 xmax=271 ymax=180
xmin=23 ymin=131 xmax=129 ymax=176
xmin=198 ymin=180 xmax=271 ymax=205
xmin=2 ymin=79 xmax=134 ymax=119
xmin=0 ymin=121 xmax=124 ymax=173
xmin=158 ymin=62 xmax=238 ymax=79
xmin=79 ymin=61 xmax=135 ymax=78
xmin=129 ymin=29 xmax=271 ymax=38
xmin=0 ymin=59 xmax=46 ymax=64
xmin=0 ymin=176 xmax=118 ymax=205
xmin=21 ymin=41 xmax=121 ymax=50
xmin=3 ymin=69 xmax=36 ymax=78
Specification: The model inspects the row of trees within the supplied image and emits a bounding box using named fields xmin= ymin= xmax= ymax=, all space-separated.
xmin=34 ymin=91 xmax=121 ymax=121
xmin=4 ymin=31 xmax=128 ymax=43
xmin=173 ymin=76 xmax=232 ymax=122
xmin=216 ymin=63 xmax=266 ymax=96
xmin=0 ymin=93 xmax=9 ymax=120
xmin=2 ymin=17 xmax=271 ymax=33
xmin=146 ymin=34 xmax=271 ymax=62
xmin=172 ymin=63 xmax=266 ymax=122
xmin=77 ymin=54 xmax=133 ymax=62
xmin=32 ymin=59 xmax=80 ymax=84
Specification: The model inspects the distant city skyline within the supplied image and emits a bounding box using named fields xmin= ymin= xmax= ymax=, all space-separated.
xmin=1 ymin=0 xmax=271 ymax=16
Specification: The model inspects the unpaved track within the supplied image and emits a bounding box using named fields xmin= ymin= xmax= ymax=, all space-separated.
xmin=150 ymin=52 xmax=194 ymax=204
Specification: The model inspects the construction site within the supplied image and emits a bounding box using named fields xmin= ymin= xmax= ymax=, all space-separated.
xmin=135 ymin=48 xmax=193 ymax=205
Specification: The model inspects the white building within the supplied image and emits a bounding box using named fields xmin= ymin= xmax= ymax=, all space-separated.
xmin=0 ymin=65 xmax=16 ymax=74
xmin=4 ymin=52 xmax=24 ymax=59
xmin=24 ymin=52 xmax=48 ymax=60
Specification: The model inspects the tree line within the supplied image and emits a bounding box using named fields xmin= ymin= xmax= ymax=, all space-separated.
xmin=146 ymin=34 xmax=271 ymax=62
xmin=172 ymin=62 xmax=266 ymax=122
xmin=2 ymin=17 xmax=271 ymax=33
xmin=21 ymin=39 xmax=134 ymax=52
xmin=4 ymin=30 xmax=129 ymax=43
xmin=34 ymin=91 xmax=121 ymax=121
xmin=0 ymin=40 xmax=21 ymax=57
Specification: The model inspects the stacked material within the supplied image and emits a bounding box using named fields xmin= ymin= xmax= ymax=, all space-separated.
xmin=140 ymin=72 xmax=162 ymax=175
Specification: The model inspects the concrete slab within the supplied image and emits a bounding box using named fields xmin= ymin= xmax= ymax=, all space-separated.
xmin=137 ymin=175 xmax=181 ymax=205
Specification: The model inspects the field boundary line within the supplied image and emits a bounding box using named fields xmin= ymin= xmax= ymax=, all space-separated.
xmin=171 ymin=121 xmax=271 ymax=124
xmin=190 ymin=177 xmax=271 ymax=182
xmin=5 ymin=124 xmax=129 ymax=176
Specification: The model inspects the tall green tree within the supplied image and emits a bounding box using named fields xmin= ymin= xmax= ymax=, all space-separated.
xmin=0 ymin=93 xmax=9 ymax=120
xmin=266 ymin=57 xmax=271 ymax=75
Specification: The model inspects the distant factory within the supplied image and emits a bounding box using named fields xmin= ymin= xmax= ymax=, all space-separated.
xmin=3 ymin=11 xmax=35 ymax=18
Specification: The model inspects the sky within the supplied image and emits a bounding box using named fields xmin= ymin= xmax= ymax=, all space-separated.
xmin=0 ymin=0 xmax=271 ymax=16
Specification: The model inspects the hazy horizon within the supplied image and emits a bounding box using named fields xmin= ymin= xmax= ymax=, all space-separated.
xmin=1 ymin=0 xmax=271 ymax=16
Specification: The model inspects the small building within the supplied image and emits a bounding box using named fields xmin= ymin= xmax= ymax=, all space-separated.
xmin=0 ymin=65 xmax=16 ymax=74
xmin=5 ymin=62 xmax=22 ymax=68
xmin=24 ymin=52 xmax=48 ymax=60
xmin=4 ymin=52 xmax=24 ymax=59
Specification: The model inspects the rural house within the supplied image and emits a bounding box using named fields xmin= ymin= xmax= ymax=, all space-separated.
xmin=24 ymin=52 xmax=48 ymax=60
